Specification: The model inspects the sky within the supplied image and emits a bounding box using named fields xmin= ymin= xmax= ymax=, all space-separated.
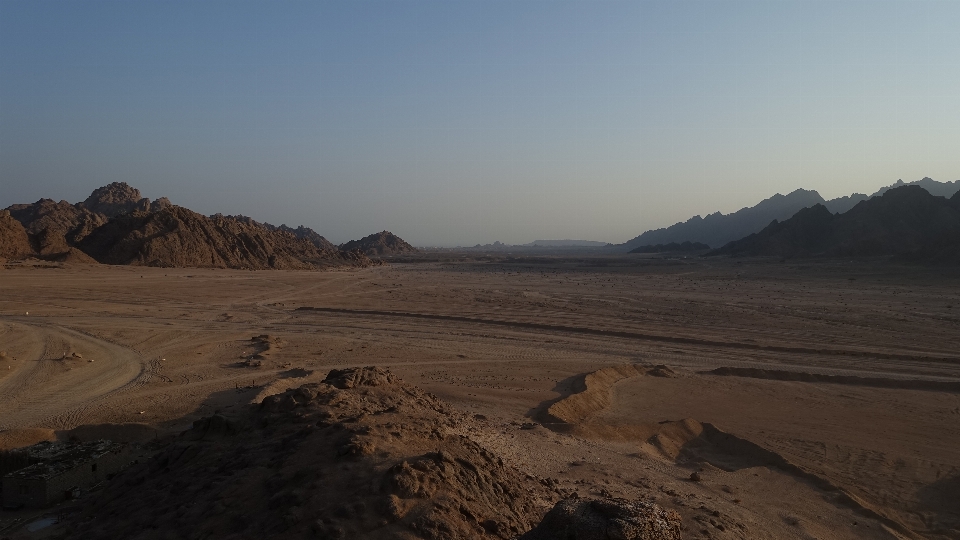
xmin=2 ymin=0 xmax=959 ymax=246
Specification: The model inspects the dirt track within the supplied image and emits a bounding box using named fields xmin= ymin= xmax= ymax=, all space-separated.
xmin=0 ymin=321 xmax=144 ymax=430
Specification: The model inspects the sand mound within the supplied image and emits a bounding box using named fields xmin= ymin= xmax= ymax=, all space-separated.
xmin=0 ymin=210 xmax=33 ymax=259
xmin=553 ymin=365 xmax=924 ymax=537
xmin=78 ymin=206 xmax=371 ymax=269
xmin=706 ymin=367 xmax=960 ymax=392
xmin=543 ymin=364 xmax=647 ymax=426
xmin=340 ymin=230 xmax=418 ymax=256
xmin=637 ymin=418 xmax=916 ymax=534
xmin=63 ymin=367 xmax=558 ymax=539
xmin=44 ymin=246 xmax=99 ymax=264
xmin=521 ymin=497 xmax=682 ymax=540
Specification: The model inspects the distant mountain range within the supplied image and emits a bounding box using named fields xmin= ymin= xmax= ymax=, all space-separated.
xmin=629 ymin=241 xmax=710 ymax=254
xmin=523 ymin=240 xmax=608 ymax=247
xmin=620 ymin=178 xmax=960 ymax=250
xmin=1 ymin=183 xmax=415 ymax=268
xmin=713 ymin=185 xmax=960 ymax=264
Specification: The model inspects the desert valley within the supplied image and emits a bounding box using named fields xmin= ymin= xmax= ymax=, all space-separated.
xmin=0 ymin=183 xmax=959 ymax=539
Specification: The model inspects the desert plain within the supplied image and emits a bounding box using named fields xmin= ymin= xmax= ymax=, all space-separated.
xmin=1 ymin=255 xmax=959 ymax=539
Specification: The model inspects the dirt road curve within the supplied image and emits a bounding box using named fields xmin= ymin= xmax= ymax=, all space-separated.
xmin=0 ymin=320 xmax=144 ymax=430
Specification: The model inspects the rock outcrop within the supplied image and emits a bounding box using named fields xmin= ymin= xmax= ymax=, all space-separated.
xmin=6 ymin=199 xmax=108 ymax=258
xmin=521 ymin=498 xmax=682 ymax=540
xmin=66 ymin=367 xmax=556 ymax=540
xmin=340 ymin=231 xmax=418 ymax=256
xmin=81 ymin=182 xmax=169 ymax=217
xmin=0 ymin=210 xmax=33 ymax=259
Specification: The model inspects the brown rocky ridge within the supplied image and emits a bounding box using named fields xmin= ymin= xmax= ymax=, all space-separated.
xmin=3 ymin=183 xmax=394 ymax=269
xmin=217 ymin=217 xmax=338 ymax=252
xmin=54 ymin=367 xmax=680 ymax=540
xmin=5 ymin=199 xmax=106 ymax=261
xmin=340 ymin=231 xmax=419 ymax=256
xmin=78 ymin=205 xmax=372 ymax=269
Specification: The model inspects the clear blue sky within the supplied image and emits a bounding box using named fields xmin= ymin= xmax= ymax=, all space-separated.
xmin=2 ymin=0 xmax=959 ymax=245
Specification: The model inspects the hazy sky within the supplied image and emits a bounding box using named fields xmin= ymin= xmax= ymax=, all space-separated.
xmin=2 ymin=1 xmax=959 ymax=245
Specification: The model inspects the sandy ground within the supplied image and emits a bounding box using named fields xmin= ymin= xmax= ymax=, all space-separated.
xmin=1 ymin=256 xmax=958 ymax=538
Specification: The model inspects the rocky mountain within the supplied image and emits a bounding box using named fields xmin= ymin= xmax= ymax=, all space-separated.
xmin=0 ymin=210 xmax=32 ymax=259
xmin=621 ymin=178 xmax=960 ymax=250
xmin=81 ymin=182 xmax=171 ymax=217
xmin=340 ymin=230 xmax=418 ymax=256
xmin=821 ymin=193 xmax=869 ymax=214
xmin=622 ymin=189 xmax=826 ymax=250
xmin=3 ymin=184 xmax=375 ymax=269
xmin=873 ymin=177 xmax=960 ymax=199
xmin=79 ymin=206 xmax=370 ymax=269
xmin=713 ymin=186 xmax=960 ymax=263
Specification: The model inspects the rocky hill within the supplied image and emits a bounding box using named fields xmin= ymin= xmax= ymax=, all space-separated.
xmin=60 ymin=367 xmax=679 ymax=540
xmin=713 ymin=186 xmax=960 ymax=263
xmin=5 ymin=199 xmax=107 ymax=261
xmin=3 ymin=184 xmax=374 ymax=269
xmin=78 ymin=206 xmax=370 ymax=269
xmin=340 ymin=230 xmax=418 ymax=256
xmin=0 ymin=210 xmax=33 ymax=260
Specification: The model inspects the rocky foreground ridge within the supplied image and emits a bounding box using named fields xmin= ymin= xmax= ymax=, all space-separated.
xmin=57 ymin=367 xmax=681 ymax=540
xmin=1 ymin=183 xmax=414 ymax=269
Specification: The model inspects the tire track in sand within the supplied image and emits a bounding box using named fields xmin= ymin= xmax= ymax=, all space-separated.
xmin=296 ymin=306 xmax=960 ymax=364
xmin=0 ymin=320 xmax=145 ymax=430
